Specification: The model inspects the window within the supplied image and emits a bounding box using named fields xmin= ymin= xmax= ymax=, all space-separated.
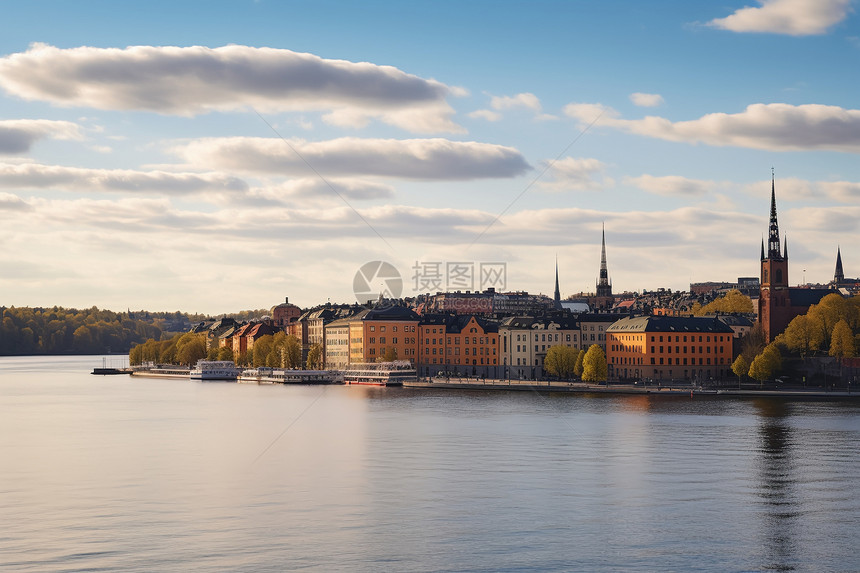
xmin=393 ymin=337 xmax=398 ymax=344
xmin=393 ymin=326 xmax=398 ymax=332
xmin=380 ymin=337 xmax=385 ymax=344
xmin=381 ymin=326 xmax=386 ymax=332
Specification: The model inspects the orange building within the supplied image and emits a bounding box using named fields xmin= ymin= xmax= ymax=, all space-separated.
xmin=417 ymin=314 xmax=500 ymax=378
xmin=606 ymin=316 xmax=734 ymax=382
xmin=347 ymin=306 xmax=420 ymax=364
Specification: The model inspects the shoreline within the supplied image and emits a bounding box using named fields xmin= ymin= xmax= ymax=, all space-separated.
xmin=404 ymin=378 xmax=860 ymax=399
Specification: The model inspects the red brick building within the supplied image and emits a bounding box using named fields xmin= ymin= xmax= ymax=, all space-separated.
xmin=759 ymin=176 xmax=831 ymax=342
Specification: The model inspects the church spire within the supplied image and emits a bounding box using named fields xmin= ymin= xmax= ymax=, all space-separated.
xmin=596 ymin=223 xmax=612 ymax=298
xmin=835 ymin=246 xmax=845 ymax=283
xmin=553 ymin=255 xmax=561 ymax=307
xmin=767 ymin=169 xmax=783 ymax=260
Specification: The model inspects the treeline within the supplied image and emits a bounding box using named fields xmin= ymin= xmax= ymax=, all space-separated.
xmin=733 ymin=293 xmax=860 ymax=382
xmin=0 ymin=306 xmax=163 ymax=355
xmin=130 ymin=331 xmax=321 ymax=369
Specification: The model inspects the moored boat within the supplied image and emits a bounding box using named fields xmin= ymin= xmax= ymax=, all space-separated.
xmin=343 ymin=361 xmax=416 ymax=386
xmin=190 ymin=360 xmax=241 ymax=381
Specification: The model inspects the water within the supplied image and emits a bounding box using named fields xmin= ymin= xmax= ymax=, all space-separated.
xmin=1 ymin=355 xmax=858 ymax=572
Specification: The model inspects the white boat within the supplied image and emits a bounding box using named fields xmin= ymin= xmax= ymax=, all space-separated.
xmin=343 ymin=361 xmax=416 ymax=386
xmin=190 ymin=360 xmax=241 ymax=381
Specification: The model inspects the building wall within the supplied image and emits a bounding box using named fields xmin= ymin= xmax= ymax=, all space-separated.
xmin=324 ymin=324 xmax=350 ymax=369
xmin=358 ymin=320 xmax=419 ymax=363
xmin=607 ymin=330 xmax=733 ymax=381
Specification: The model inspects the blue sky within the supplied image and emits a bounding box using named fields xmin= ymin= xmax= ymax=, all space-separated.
xmin=1 ymin=0 xmax=858 ymax=313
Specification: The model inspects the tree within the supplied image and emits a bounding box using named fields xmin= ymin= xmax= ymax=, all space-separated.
xmin=731 ymin=354 xmax=749 ymax=382
xmin=696 ymin=290 xmax=754 ymax=316
xmin=284 ymin=335 xmax=302 ymax=368
xmin=581 ymin=344 xmax=608 ymax=383
xmin=544 ymin=345 xmax=578 ymax=379
xmin=380 ymin=346 xmax=398 ymax=362
xmin=748 ymin=344 xmax=781 ymax=383
xmin=779 ymin=314 xmax=823 ymax=358
xmin=829 ymin=319 xmax=855 ymax=358
xmin=217 ymin=346 xmax=234 ymax=361
xmin=253 ymin=334 xmax=274 ymax=367
xmin=306 ymin=343 xmax=323 ymax=369
xmin=573 ymin=349 xmax=586 ymax=377
xmin=808 ymin=293 xmax=848 ymax=350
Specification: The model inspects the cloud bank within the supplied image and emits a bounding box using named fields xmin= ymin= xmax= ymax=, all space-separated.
xmin=0 ymin=163 xmax=247 ymax=194
xmin=0 ymin=44 xmax=462 ymax=133
xmin=173 ymin=137 xmax=532 ymax=180
xmin=565 ymin=102 xmax=860 ymax=153
xmin=0 ymin=119 xmax=83 ymax=154
xmin=708 ymin=0 xmax=852 ymax=36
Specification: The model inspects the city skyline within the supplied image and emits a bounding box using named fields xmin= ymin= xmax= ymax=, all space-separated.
xmin=1 ymin=1 xmax=859 ymax=314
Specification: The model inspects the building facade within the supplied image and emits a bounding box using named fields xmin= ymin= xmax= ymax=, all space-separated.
xmin=606 ymin=316 xmax=735 ymax=382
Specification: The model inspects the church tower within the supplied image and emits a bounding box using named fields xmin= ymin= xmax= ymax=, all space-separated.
xmin=759 ymin=172 xmax=791 ymax=342
xmin=593 ymin=224 xmax=613 ymax=310
xmin=834 ymin=246 xmax=845 ymax=284
xmin=553 ymin=257 xmax=562 ymax=309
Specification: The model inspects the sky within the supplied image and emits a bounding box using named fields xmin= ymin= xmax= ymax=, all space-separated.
xmin=1 ymin=0 xmax=859 ymax=314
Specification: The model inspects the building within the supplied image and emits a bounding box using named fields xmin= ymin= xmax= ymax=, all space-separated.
xmin=579 ymin=313 xmax=627 ymax=352
xmin=759 ymin=175 xmax=832 ymax=342
xmin=271 ymin=297 xmax=302 ymax=328
xmin=499 ymin=314 xmax=581 ymax=380
xmin=323 ymin=317 xmax=352 ymax=369
xmin=417 ymin=314 xmax=501 ymax=378
xmin=349 ymin=305 xmax=420 ymax=364
xmin=606 ymin=315 xmax=735 ymax=382
xmin=588 ymin=225 xmax=614 ymax=311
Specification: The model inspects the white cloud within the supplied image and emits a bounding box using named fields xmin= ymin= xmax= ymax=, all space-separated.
xmin=0 ymin=119 xmax=83 ymax=154
xmin=0 ymin=191 xmax=32 ymax=211
xmin=468 ymin=109 xmax=503 ymax=122
xmin=745 ymin=176 xmax=860 ymax=203
xmin=565 ymin=102 xmax=860 ymax=153
xmin=708 ymin=0 xmax=852 ymax=36
xmin=173 ymin=136 xmax=531 ymax=180
xmin=490 ymin=92 xmax=542 ymax=112
xmin=629 ymin=92 xmax=664 ymax=107
xmin=538 ymin=157 xmax=613 ymax=191
xmin=249 ymin=178 xmax=395 ymax=205
xmin=0 ymin=162 xmax=248 ymax=195
xmin=0 ymin=43 xmax=463 ymax=134
xmin=626 ymin=174 xmax=716 ymax=197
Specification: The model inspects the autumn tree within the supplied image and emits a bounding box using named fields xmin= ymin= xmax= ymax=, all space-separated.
xmin=829 ymin=319 xmax=855 ymax=358
xmin=695 ymin=290 xmax=754 ymax=316
xmin=543 ymin=345 xmax=578 ymax=379
xmin=748 ymin=344 xmax=781 ymax=383
xmin=573 ymin=349 xmax=586 ymax=377
xmin=283 ymin=335 xmax=302 ymax=368
xmin=217 ymin=346 xmax=234 ymax=361
xmin=252 ymin=334 xmax=275 ymax=367
xmin=581 ymin=344 xmax=608 ymax=383
xmin=306 ymin=343 xmax=323 ymax=369
xmin=778 ymin=314 xmax=823 ymax=358
xmin=731 ymin=354 xmax=749 ymax=382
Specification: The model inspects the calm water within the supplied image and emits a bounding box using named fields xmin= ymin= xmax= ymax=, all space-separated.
xmin=1 ymin=356 xmax=858 ymax=572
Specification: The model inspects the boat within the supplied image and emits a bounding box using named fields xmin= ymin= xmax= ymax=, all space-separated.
xmin=190 ymin=360 xmax=241 ymax=381
xmin=343 ymin=361 xmax=417 ymax=386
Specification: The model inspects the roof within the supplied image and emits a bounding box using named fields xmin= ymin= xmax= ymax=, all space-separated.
xmin=362 ymin=305 xmax=419 ymax=321
xmin=607 ymin=315 xmax=734 ymax=334
xmin=789 ymin=287 xmax=834 ymax=307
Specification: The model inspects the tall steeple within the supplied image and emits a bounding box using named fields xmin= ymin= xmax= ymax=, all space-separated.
xmin=767 ymin=169 xmax=783 ymax=260
xmin=835 ymin=246 xmax=845 ymax=283
xmin=553 ymin=256 xmax=561 ymax=308
xmin=596 ymin=223 xmax=612 ymax=298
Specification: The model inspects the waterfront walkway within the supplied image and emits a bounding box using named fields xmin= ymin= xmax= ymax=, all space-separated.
xmin=405 ymin=377 xmax=859 ymax=398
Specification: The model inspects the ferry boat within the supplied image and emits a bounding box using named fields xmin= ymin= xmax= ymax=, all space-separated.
xmin=190 ymin=360 xmax=241 ymax=381
xmin=238 ymin=367 xmax=341 ymax=385
xmin=343 ymin=361 xmax=417 ymax=386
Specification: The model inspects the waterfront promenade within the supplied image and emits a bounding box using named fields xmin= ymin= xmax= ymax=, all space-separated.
xmin=406 ymin=377 xmax=859 ymax=398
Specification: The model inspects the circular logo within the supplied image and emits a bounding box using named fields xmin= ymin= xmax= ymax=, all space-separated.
xmin=353 ymin=261 xmax=403 ymax=304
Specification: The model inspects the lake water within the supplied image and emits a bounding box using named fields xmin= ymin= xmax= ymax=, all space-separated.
xmin=1 ymin=355 xmax=858 ymax=572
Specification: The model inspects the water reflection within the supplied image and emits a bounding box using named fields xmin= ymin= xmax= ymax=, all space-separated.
xmin=754 ymin=399 xmax=797 ymax=572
